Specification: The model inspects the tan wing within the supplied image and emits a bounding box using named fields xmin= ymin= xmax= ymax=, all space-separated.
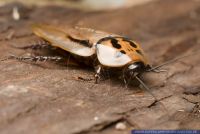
xmin=72 ymin=26 xmax=117 ymax=43
xmin=32 ymin=24 xmax=95 ymax=57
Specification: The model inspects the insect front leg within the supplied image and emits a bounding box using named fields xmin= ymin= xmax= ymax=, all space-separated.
xmin=9 ymin=54 xmax=64 ymax=62
xmin=94 ymin=65 xmax=102 ymax=84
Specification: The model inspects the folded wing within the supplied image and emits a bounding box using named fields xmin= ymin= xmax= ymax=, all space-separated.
xmin=32 ymin=24 xmax=95 ymax=57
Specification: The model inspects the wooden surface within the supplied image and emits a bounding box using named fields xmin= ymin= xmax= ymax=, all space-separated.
xmin=0 ymin=0 xmax=200 ymax=134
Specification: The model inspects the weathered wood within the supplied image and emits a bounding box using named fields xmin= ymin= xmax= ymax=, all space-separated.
xmin=0 ymin=0 xmax=199 ymax=134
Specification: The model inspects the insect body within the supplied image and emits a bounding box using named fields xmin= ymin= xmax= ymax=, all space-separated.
xmin=31 ymin=24 xmax=151 ymax=84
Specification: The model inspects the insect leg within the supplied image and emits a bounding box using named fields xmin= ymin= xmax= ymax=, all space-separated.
xmin=122 ymin=69 xmax=132 ymax=88
xmin=20 ymin=43 xmax=54 ymax=50
xmin=11 ymin=40 xmax=55 ymax=50
xmin=94 ymin=65 xmax=102 ymax=84
xmin=9 ymin=54 xmax=64 ymax=62
xmin=123 ymin=75 xmax=128 ymax=88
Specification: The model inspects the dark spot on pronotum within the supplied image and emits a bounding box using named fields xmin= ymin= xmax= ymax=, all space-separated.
xmin=129 ymin=42 xmax=137 ymax=48
xmin=122 ymin=38 xmax=137 ymax=48
xmin=136 ymin=50 xmax=143 ymax=55
xmin=120 ymin=50 xmax=126 ymax=54
xmin=111 ymin=39 xmax=121 ymax=49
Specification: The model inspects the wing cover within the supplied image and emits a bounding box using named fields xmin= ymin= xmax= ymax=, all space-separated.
xmin=32 ymin=24 xmax=95 ymax=57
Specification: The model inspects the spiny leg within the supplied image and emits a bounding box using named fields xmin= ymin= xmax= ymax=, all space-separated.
xmin=122 ymin=69 xmax=134 ymax=88
xmin=20 ymin=43 xmax=54 ymax=50
xmin=11 ymin=40 xmax=56 ymax=50
xmin=9 ymin=54 xmax=64 ymax=62
xmin=94 ymin=65 xmax=102 ymax=84
xmin=123 ymin=72 xmax=137 ymax=88
xmin=123 ymin=75 xmax=128 ymax=88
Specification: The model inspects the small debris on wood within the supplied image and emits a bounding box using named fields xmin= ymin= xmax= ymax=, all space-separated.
xmin=115 ymin=122 xmax=127 ymax=130
xmin=12 ymin=6 xmax=20 ymax=20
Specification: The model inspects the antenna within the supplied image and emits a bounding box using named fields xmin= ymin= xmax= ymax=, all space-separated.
xmin=147 ymin=50 xmax=198 ymax=72
xmin=135 ymin=75 xmax=157 ymax=100
xmin=135 ymin=75 xmax=168 ymax=112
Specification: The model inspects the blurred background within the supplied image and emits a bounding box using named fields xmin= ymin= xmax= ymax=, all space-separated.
xmin=0 ymin=0 xmax=154 ymax=10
